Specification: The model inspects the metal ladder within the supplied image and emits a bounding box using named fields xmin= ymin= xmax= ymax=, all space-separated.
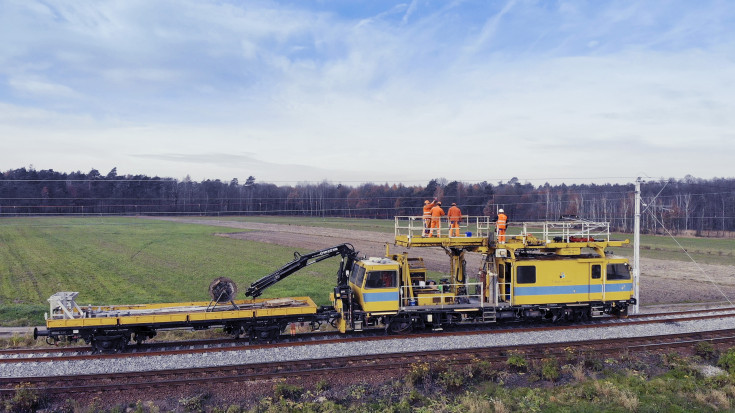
xmin=590 ymin=305 xmax=605 ymax=318
xmin=482 ymin=308 xmax=497 ymax=323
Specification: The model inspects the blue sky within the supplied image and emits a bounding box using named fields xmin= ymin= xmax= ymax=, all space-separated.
xmin=1 ymin=0 xmax=733 ymax=185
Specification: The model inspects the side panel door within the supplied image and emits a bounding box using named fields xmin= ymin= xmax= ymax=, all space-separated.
xmin=589 ymin=264 xmax=603 ymax=301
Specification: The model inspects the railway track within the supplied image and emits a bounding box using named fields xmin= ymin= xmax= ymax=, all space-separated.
xmin=2 ymin=327 xmax=735 ymax=401
xmin=3 ymin=306 xmax=735 ymax=363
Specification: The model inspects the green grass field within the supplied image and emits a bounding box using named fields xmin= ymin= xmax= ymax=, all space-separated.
xmin=0 ymin=217 xmax=346 ymax=325
xmin=1 ymin=216 xmax=733 ymax=326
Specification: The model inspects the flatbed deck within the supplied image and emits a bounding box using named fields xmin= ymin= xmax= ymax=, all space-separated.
xmin=46 ymin=296 xmax=318 ymax=330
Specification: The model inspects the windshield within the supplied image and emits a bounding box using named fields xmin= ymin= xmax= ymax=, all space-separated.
xmin=607 ymin=263 xmax=631 ymax=280
xmin=365 ymin=270 xmax=397 ymax=289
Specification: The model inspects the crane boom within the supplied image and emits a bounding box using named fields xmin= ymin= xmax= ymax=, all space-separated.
xmin=245 ymin=243 xmax=357 ymax=298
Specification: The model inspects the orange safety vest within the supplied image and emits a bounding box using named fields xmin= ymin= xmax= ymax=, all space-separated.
xmin=423 ymin=201 xmax=437 ymax=218
xmin=497 ymin=213 xmax=507 ymax=229
xmin=447 ymin=206 xmax=461 ymax=222
xmin=431 ymin=205 xmax=445 ymax=218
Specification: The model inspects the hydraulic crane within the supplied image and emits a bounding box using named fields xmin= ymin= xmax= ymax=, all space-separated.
xmin=244 ymin=243 xmax=358 ymax=298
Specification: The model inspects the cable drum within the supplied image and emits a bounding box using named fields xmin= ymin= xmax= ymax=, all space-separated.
xmin=209 ymin=277 xmax=238 ymax=303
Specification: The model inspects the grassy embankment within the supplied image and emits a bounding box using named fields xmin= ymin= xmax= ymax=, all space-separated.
xmin=8 ymin=343 xmax=735 ymax=411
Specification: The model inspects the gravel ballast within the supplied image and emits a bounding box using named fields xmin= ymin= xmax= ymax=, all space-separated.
xmin=4 ymin=317 xmax=735 ymax=378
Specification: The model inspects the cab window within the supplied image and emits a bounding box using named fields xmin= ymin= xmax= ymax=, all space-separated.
xmin=607 ymin=263 xmax=631 ymax=280
xmin=591 ymin=265 xmax=601 ymax=279
xmin=350 ymin=265 xmax=366 ymax=287
xmin=517 ymin=266 xmax=536 ymax=284
xmin=365 ymin=271 xmax=397 ymax=289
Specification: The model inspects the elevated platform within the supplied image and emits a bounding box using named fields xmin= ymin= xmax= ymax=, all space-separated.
xmin=394 ymin=234 xmax=488 ymax=249
xmin=394 ymin=216 xmax=629 ymax=253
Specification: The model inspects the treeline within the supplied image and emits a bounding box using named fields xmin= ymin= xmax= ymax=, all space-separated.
xmin=1 ymin=167 xmax=734 ymax=235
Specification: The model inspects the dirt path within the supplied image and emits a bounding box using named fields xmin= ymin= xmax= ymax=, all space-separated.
xmin=152 ymin=217 xmax=735 ymax=307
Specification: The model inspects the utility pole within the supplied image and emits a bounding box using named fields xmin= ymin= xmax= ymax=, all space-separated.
xmin=633 ymin=177 xmax=641 ymax=314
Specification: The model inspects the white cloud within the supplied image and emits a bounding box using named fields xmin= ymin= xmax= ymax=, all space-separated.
xmin=8 ymin=77 xmax=78 ymax=98
xmin=1 ymin=1 xmax=734 ymax=184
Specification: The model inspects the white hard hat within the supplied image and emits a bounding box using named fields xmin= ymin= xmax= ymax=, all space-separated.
xmin=498 ymin=209 xmax=504 ymax=213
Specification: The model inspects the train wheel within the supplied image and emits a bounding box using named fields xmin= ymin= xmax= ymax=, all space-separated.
xmin=91 ymin=334 xmax=128 ymax=353
xmin=250 ymin=326 xmax=281 ymax=343
xmin=387 ymin=316 xmax=413 ymax=334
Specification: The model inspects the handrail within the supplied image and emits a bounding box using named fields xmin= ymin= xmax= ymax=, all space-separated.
xmin=395 ymin=216 xmax=613 ymax=245
xmin=400 ymin=282 xmax=484 ymax=309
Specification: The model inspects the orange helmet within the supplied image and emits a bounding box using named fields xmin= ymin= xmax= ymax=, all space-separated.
xmin=424 ymin=200 xmax=430 ymax=204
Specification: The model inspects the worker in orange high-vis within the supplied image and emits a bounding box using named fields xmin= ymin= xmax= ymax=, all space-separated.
xmin=447 ymin=203 xmax=462 ymax=237
xmin=429 ymin=202 xmax=445 ymax=237
xmin=496 ymin=208 xmax=508 ymax=243
xmin=422 ymin=198 xmax=437 ymax=237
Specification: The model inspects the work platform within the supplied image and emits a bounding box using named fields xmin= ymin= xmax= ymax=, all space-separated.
xmin=393 ymin=216 xmax=629 ymax=252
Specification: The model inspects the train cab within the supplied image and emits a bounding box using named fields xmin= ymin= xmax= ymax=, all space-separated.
xmin=348 ymin=257 xmax=400 ymax=313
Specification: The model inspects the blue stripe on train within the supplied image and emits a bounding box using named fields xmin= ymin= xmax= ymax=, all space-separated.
xmin=363 ymin=291 xmax=400 ymax=302
xmin=514 ymin=283 xmax=633 ymax=296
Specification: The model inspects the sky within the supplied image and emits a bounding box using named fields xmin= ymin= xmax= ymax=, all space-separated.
xmin=1 ymin=0 xmax=734 ymax=186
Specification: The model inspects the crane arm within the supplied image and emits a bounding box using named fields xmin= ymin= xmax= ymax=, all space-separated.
xmin=245 ymin=243 xmax=357 ymax=298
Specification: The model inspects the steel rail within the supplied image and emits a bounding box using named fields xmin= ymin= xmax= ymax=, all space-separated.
xmin=3 ymin=329 xmax=735 ymax=398
xmin=4 ymin=306 xmax=735 ymax=364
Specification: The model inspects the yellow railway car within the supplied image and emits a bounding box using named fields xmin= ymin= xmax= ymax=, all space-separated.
xmin=37 ymin=292 xmax=320 ymax=352
xmin=36 ymin=218 xmax=636 ymax=351
xmin=333 ymin=218 xmax=635 ymax=333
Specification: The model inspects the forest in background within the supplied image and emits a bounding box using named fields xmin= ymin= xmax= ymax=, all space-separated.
xmin=1 ymin=167 xmax=733 ymax=235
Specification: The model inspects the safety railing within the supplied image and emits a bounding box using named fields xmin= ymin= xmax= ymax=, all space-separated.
xmin=520 ymin=220 xmax=611 ymax=244
xmin=495 ymin=281 xmax=512 ymax=305
xmin=394 ymin=216 xmax=495 ymax=239
xmin=400 ymin=282 xmax=484 ymax=309
xmin=395 ymin=216 xmax=612 ymax=246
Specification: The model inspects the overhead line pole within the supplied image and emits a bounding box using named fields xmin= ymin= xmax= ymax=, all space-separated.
xmin=633 ymin=177 xmax=641 ymax=314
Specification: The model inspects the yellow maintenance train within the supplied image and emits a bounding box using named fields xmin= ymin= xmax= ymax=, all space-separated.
xmin=35 ymin=217 xmax=635 ymax=352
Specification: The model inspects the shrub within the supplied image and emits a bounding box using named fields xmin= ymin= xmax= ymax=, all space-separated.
xmin=468 ymin=359 xmax=496 ymax=380
xmin=618 ymin=389 xmax=640 ymax=412
xmin=492 ymin=398 xmax=510 ymax=413
xmin=585 ymin=358 xmax=605 ymax=372
xmin=718 ymin=348 xmax=735 ymax=375
xmin=3 ymin=383 xmax=44 ymax=413
xmin=541 ymin=357 xmax=560 ymax=381
xmin=438 ymin=368 xmax=464 ymax=390
xmin=347 ymin=384 xmax=367 ymax=401
xmin=456 ymin=392 xmax=494 ymax=413
xmin=225 ymin=405 xmax=242 ymax=413
xmin=517 ymin=388 xmax=545 ymax=412
xmin=406 ymin=362 xmax=431 ymax=386
xmin=694 ymin=389 xmax=730 ymax=411
xmin=571 ymin=363 xmax=587 ymax=381
xmin=273 ymin=382 xmax=304 ymax=401
xmin=178 ymin=393 xmax=210 ymax=413
xmin=506 ymin=351 xmax=528 ymax=371
xmin=695 ymin=341 xmax=716 ymax=360
xmin=315 ymin=379 xmax=330 ymax=392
